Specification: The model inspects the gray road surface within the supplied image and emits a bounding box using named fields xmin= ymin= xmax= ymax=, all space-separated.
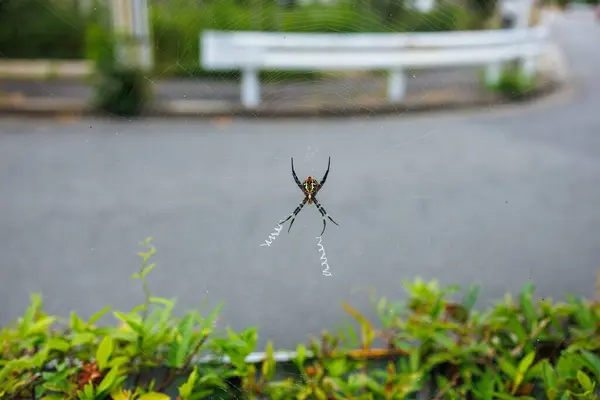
xmin=1 ymin=10 xmax=599 ymax=350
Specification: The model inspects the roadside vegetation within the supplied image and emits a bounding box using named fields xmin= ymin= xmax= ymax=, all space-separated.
xmin=0 ymin=0 xmax=553 ymax=115
xmin=1 ymin=238 xmax=600 ymax=399
xmin=484 ymin=65 xmax=540 ymax=100
xmin=1 ymin=0 xmax=498 ymax=79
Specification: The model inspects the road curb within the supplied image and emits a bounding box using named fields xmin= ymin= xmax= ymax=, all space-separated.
xmin=0 ymin=77 xmax=563 ymax=120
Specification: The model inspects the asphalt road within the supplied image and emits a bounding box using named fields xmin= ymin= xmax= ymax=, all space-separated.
xmin=1 ymin=10 xmax=599 ymax=351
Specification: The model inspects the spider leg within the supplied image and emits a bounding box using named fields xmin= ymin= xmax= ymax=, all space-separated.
xmin=316 ymin=157 xmax=331 ymax=193
xmin=312 ymin=196 xmax=339 ymax=236
xmin=291 ymin=157 xmax=304 ymax=192
xmin=280 ymin=197 xmax=308 ymax=233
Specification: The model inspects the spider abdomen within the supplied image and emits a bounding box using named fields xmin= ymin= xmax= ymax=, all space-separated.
xmin=303 ymin=177 xmax=319 ymax=195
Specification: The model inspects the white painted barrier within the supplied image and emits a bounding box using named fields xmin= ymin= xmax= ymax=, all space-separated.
xmin=0 ymin=60 xmax=93 ymax=79
xmin=200 ymin=27 xmax=549 ymax=108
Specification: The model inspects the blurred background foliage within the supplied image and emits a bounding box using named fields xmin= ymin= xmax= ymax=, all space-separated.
xmin=4 ymin=0 xmax=597 ymax=79
xmin=0 ymin=0 xmax=87 ymax=59
xmin=0 ymin=0 xmax=495 ymax=78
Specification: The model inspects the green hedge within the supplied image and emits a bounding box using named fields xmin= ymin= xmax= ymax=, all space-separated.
xmin=2 ymin=238 xmax=600 ymax=399
xmin=151 ymin=0 xmax=476 ymax=79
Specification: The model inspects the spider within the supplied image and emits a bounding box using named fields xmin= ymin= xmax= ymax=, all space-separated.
xmin=279 ymin=157 xmax=340 ymax=236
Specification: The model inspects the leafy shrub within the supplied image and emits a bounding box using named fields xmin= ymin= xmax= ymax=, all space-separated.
xmin=5 ymin=239 xmax=598 ymax=399
xmin=85 ymin=5 xmax=153 ymax=118
xmin=93 ymin=67 xmax=152 ymax=117
xmin=85 ymin=24 xmax=115 ymax=77
xmin=487 ymin=65 xmax=538 ymax=100
xmin=0 ymin=0 xmax=86 ymax=59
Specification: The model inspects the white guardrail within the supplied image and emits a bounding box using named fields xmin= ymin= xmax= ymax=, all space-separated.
xmin=200 ymin=26 xmax=550 ymax=108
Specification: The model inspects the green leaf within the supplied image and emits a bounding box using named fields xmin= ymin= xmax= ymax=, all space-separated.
xmin=150 ymin=297 xmax=174 ymax=306
xmin=28 ymin=316 xmax=56 ymax=336
xmin=109 ymin=356 xmax=129 ymax=369
xmin=513 ymin=351 xmax=536 ymax=394
xmin=141 ymin=263 xmax=156 ymax=278
xmin=540 ymin=361 xmax=558 ymax=388
xmin=493 ymin=393 xmax=522 ymax=400
xmin=167 ymin=314 xmax=195 ymax=368
xmin=431 ymin=333 xmax=455 ymax=349
xmin=70 ymin=311 xmax=85 ymax=331
xmin=96 ymin=336 xmax=113 ymax=370
xmin=84 ymin=382 xmax=95 ymax=399
xmin=87 ymin=305 xmax=111 ymax=327
xmin=295 ymin=343 xmax=307 ymax=367
xmin=130 ymin=272 xmax=140 ymax=279
xmin=410 ymin=348 xmax=420 ymax=372
xmin=178 ymin=366 xmax=199 ymax=399
xmin=96 ymin=367 xmax=119 ymax=395
xmin=139 ymin=394 xmax=170 ymax=400
xmin=71 ymin=332 xmax=96 ymax=347
xmin=314 ymin=387 xmax=327 ymax=400
xmin=342 ymin=302 xmax=375 ymax=349
xmin=0 ymin=359 xmax=34 ymax=383
xmin=505 ymin=314 xmax=528 ymax=344
xmin=366 ymin=375 xmax=385 ymax=395
xmin=110 ymin=389 xmax=133 ymax=400
xmin=46 ymin=337 xmax=70 ymax=352
xmin=546 ymin=388 xmax=558 ymax=400
xmin=425 ymin=352 xmax=455 ymax=369
xmin=261 ymin=341 xmax=276 ymax=381
xmin=463 ymin=284 xmax=480 ymax=313
xmin=33 ymin=345 xmax=51 ymax=368
xmin=20 ymin=293 xmax=42 ymax=336
xmin=113 ymin=311 xmax=143 ymax=334
xmin=344 ymin=322 xmax=359 ymax=348
xmin=473 ymin=368 xmax=495 ymax=399
xmin=518 ymin=352 xmax=536 ymax=375
xmin=326 ymin=358 xmax=348 ymax=377
xmin=431 ymin=298 xmax=445 ymax=319
xmin=190 ymin=391 xmax=214 ymax=400
xmin=377 ymin=297 xmax=387 ymax=315
xmin=577 ymin=370 xmax=594 ymax=392
xmin=201 ymin=303 xmax=223 ymax=332
xmin=580 ymin=350 xmax=600 ymax=379
xmin=498 ymin=358 xmax=517 ymax=379
xmin=519 ymin=281 xmax=537 ymax=329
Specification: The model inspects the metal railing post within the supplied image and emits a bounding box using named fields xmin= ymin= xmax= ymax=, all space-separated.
xmin=387 ymin=69 xmax=406 ymax=102
xmin=241 ymin=68 xmax=261 ymax=108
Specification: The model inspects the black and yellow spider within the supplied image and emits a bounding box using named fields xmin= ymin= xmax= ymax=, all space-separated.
xmin=280 ymin=157 xmax=340 ymax=236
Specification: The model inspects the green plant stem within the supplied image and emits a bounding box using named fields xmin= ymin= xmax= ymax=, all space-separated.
xmin=9 ymin=372 xmax=40 ymax=400
xmin=432 ymin=372 xmax=460 ymax=400
xmin=510 ymin=318 xmax=551 ymax=357
xmin=133 ymin=272 xmax=152 ymax=388
xmin=155 ymin=335 xmax=209 ymax=392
